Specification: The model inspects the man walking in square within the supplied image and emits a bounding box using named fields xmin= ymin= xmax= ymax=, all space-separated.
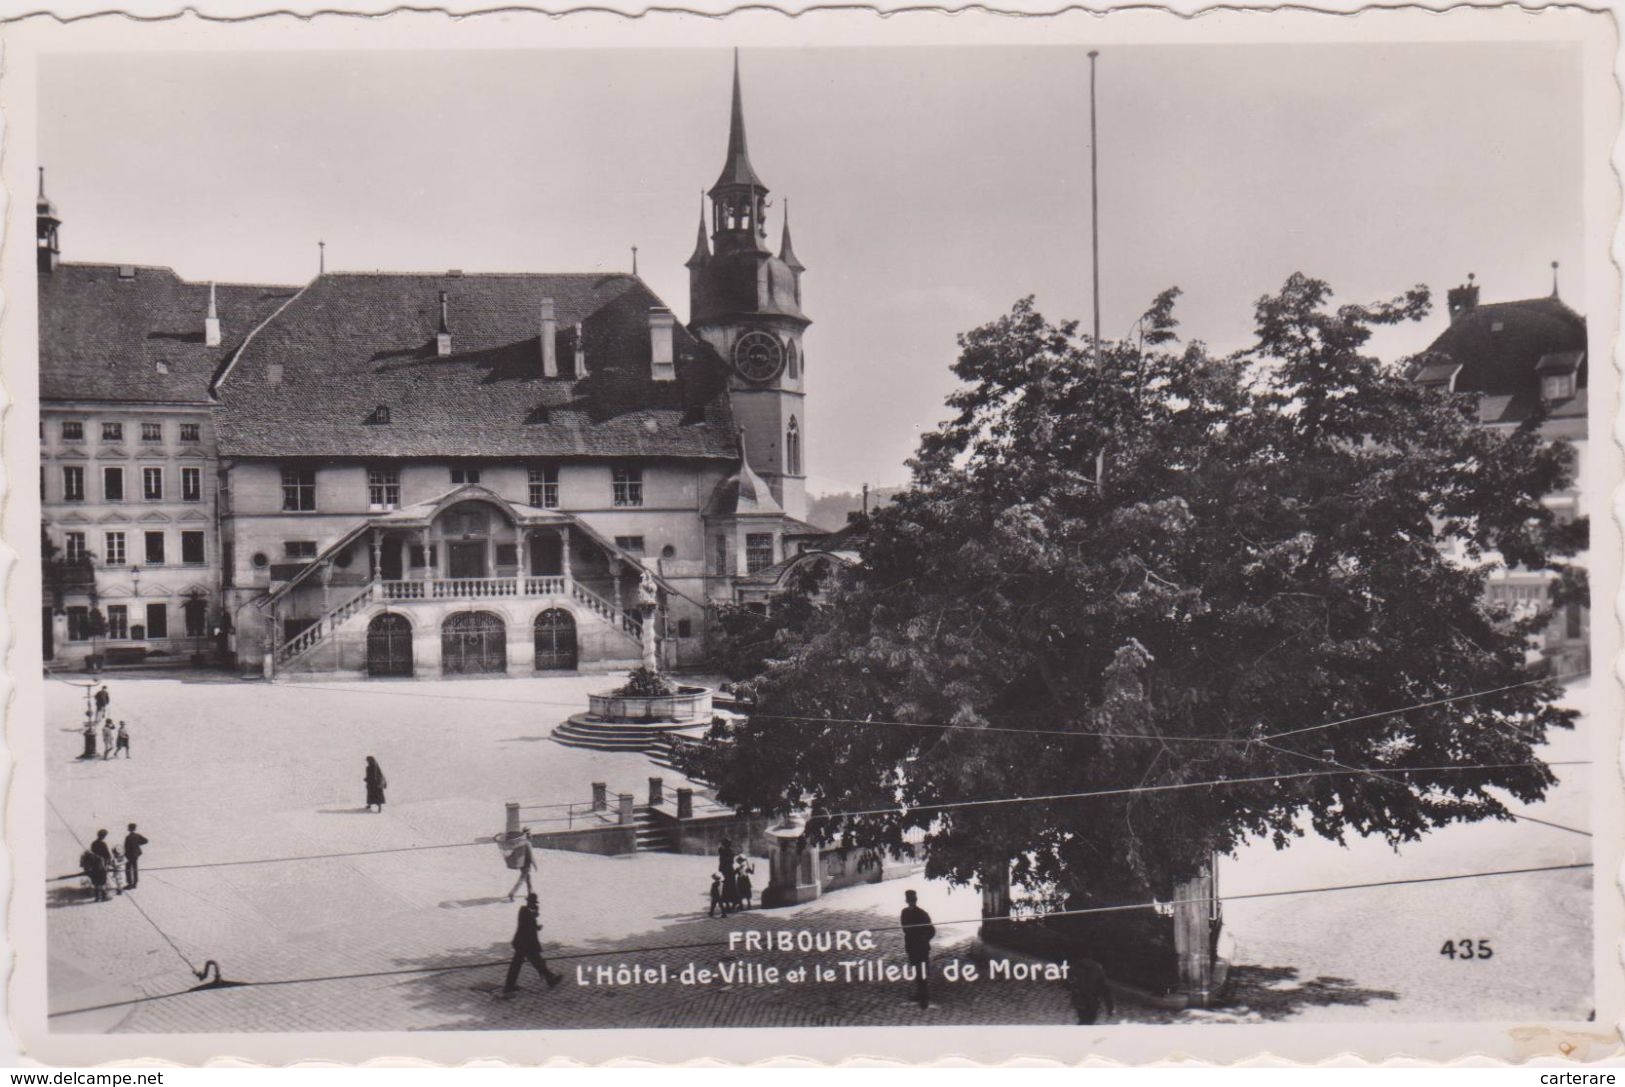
xmin=115 ymin=721 xmax=131 ymax=759
xmin=101 ymin=717 xmax=116 ymax=761
xmin=900 ymin=889 xmax=936 ymax=1010
xmin=502 ymin=892 xmax=562 ymax=997
xmin=93 ymin=685 xmax=110 ymax=724
xmin=123 ymin=823 xmax=148 ymax=890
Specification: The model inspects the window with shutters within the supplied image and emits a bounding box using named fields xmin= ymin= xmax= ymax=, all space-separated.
xmin=146 ymin=603 xmax=169 ymax=639
xmin=142 ymin=467 xmax=164 ymax=501
xmin=101 ymin=421 xmax=124 ymax=443
xmin=182 ymin=467 xmax=202 ymax=502
xmin=61 ymin=420 xmax=84 ymax=442
xmin=64 ymin=531 xmax=88 ymax=562
xmin=179 ymin=422 xmax=201 ymax=443
xmin=141 ymin=422 xmax=163 ymax=443
xmin=104 ymin=466 xmax=125 ymax=502
xmin=145 ymin=531 xmax=166 ymax=565
xmin=106 ymin=605 xmax=129 ymax=640
xmin=104 ymin=532 xmax=126 ymax=566
xmin=63 ymin=466 xmax=84 ymax=502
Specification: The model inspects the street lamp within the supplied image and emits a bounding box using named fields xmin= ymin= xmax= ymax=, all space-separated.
xmin=129 ymin=564 xmax=142 ymax=598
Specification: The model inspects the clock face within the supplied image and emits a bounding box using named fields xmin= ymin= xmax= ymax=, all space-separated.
xmin=733 ymin=331 xmax=785 ymax=383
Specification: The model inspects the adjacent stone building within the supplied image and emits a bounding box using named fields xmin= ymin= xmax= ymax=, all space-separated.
xmin=37 ymin=166 xmax=299 ymax=666
xmin=39 ymin=56 xmax=825 ymax=678
xmin=1412 ymin=270 xmax=1590 ymax=675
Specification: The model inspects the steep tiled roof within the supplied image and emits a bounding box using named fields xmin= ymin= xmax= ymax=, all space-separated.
xmin=214 ymin=271 xmax=737 ymax=459
xmin=38 ymin=264 xmax=298 ymax=404
xmin=1417 ymin=295 xmax=1588 ymax=426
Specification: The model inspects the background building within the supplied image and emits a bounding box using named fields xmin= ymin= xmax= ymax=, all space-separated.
xmin=37 ymin=170 xmax=299 ymax=668
xmin=38 ymin=59 xmax=824 ymax=678
xmin=1412 ymin=269 xmax=1590 ymax=675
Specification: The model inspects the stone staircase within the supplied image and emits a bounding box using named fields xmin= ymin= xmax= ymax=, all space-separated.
xmin=633 ymin=805 xmax=675 ymax=852
xmin=550 ymin=714 xmax=706 ymax=754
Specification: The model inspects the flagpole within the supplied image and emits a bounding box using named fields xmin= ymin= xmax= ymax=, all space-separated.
xmin=1088 ymin=49 xmax=1101 ymax=360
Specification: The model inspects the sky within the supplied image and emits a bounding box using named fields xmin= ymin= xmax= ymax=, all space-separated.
xmin=39 ymin=44 xmax=1587 ymax=495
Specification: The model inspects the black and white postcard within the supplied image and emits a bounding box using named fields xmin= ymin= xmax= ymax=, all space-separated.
xmin=1 ymin=4 xmax=1619 ymax=1067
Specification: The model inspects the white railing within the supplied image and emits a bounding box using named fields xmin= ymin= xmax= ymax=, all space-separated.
xmin=430 ymin=577 xmax=517 ymax=599
xmin=569 ymin=579 xmax=640 ymax=638
xmin=273 ymin=577 xmax=642 ymax=668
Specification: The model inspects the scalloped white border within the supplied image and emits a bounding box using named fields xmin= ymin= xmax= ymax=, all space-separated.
xmin=0 ymin=3 xmax=1618 ymax=1068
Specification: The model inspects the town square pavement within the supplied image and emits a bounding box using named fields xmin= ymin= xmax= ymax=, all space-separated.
xmin=43 ymin=671 xmax=1594 ymax=1032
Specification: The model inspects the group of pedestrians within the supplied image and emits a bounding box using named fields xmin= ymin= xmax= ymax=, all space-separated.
xmin=78 ymin=824 xmax=148 ymax=902
xmin=707 ymin=837 xmax=755 ymax=917
xmin=79 ymin=685 xmax=131 ymax=761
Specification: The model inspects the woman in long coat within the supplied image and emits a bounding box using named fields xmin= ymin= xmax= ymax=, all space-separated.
xmin=364 ymin=756 xmax=387 ymax=813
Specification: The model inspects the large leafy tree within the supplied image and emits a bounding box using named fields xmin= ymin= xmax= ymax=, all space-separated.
xmin=695 ymin=275 xmax=1582 ymax=905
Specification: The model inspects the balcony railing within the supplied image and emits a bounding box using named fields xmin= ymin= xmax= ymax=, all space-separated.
xmin=378 ymin=576 xmax=614 ymax=613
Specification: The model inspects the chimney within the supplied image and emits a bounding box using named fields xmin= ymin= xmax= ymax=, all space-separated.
xmin=436 ymin=291 xmax=452 ymax=357
xmin=1446 ymin=273 xmax=1480 ymax=321
xmin=204 ymin=282 xmax=221 ymax=347
xmin=574 ymin=322 xmax=587 ymax=377
xmin=540 ymin=297 xmax=558 ymax=378
xmin=649 ymin=307 xmax=676 ymax=381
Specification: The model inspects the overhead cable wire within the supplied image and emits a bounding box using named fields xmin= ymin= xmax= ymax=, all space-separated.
xmin=47 ymin=795 xmax=199 ymax=974
xmin=46 ymin=859 xmax=1593 ymax=1021
xmin=1254 ymin=737 xmax=1586 ymax=838
xmin=273 ymin=675 xmax=1560 ymax=749
xmin=128 ymin=758 xmax=1588 ymax=875
xmin=1259 ymin=678 xmax=1551 ymax=741
xmin=797 ymin=760 xmax=1589 ymax=825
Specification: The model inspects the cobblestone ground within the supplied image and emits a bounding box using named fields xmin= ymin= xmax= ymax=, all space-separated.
xmin=44 ymin=671 xmax=1595 ymax=1033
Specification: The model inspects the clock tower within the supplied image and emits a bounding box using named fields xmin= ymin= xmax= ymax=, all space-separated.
xmin=687 ymin=52 xmax=810 ymax=523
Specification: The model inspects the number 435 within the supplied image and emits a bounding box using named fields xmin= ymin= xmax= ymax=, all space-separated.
xmin=1440 ymin=939 xmax=1493 ymax=960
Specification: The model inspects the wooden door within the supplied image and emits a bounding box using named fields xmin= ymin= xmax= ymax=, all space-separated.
xmin=449 ymin=542 xmax=486 ymax=580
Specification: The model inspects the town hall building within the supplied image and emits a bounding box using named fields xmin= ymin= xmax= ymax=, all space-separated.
xmin=39 ymin=56 xmax=824 ymax=679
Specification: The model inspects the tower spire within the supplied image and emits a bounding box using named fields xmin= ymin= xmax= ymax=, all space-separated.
xmin=686 ymin=191 xmax=711 ymax=268
xmin=711 ymin=48 xmax=766 ymax=195
xmin=779 ymin=198 xmax=804 ymax=271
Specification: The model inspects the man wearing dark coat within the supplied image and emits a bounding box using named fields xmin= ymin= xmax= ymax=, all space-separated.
xmin=502 ymin=893 xmax=563 ymax=996
xmin=93 ymin=685 xmax=110 ymax=723
xmin=900 ymin=889 xmax=936 ymax=1009
xmin=123 ymin=823 xmax=148 ymax=890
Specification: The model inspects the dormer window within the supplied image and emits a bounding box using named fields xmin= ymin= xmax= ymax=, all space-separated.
xmin=1536 ymin=350 xmax=1582 ymax=403
xmin=367 ymin=405 xmax=392 ymax=425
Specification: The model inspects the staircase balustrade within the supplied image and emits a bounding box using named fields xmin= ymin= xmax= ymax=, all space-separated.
xmin=273 ymin=582 xmax=377 ymax=665
xmin=275 ymin=573 xmax=641 ymax=670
